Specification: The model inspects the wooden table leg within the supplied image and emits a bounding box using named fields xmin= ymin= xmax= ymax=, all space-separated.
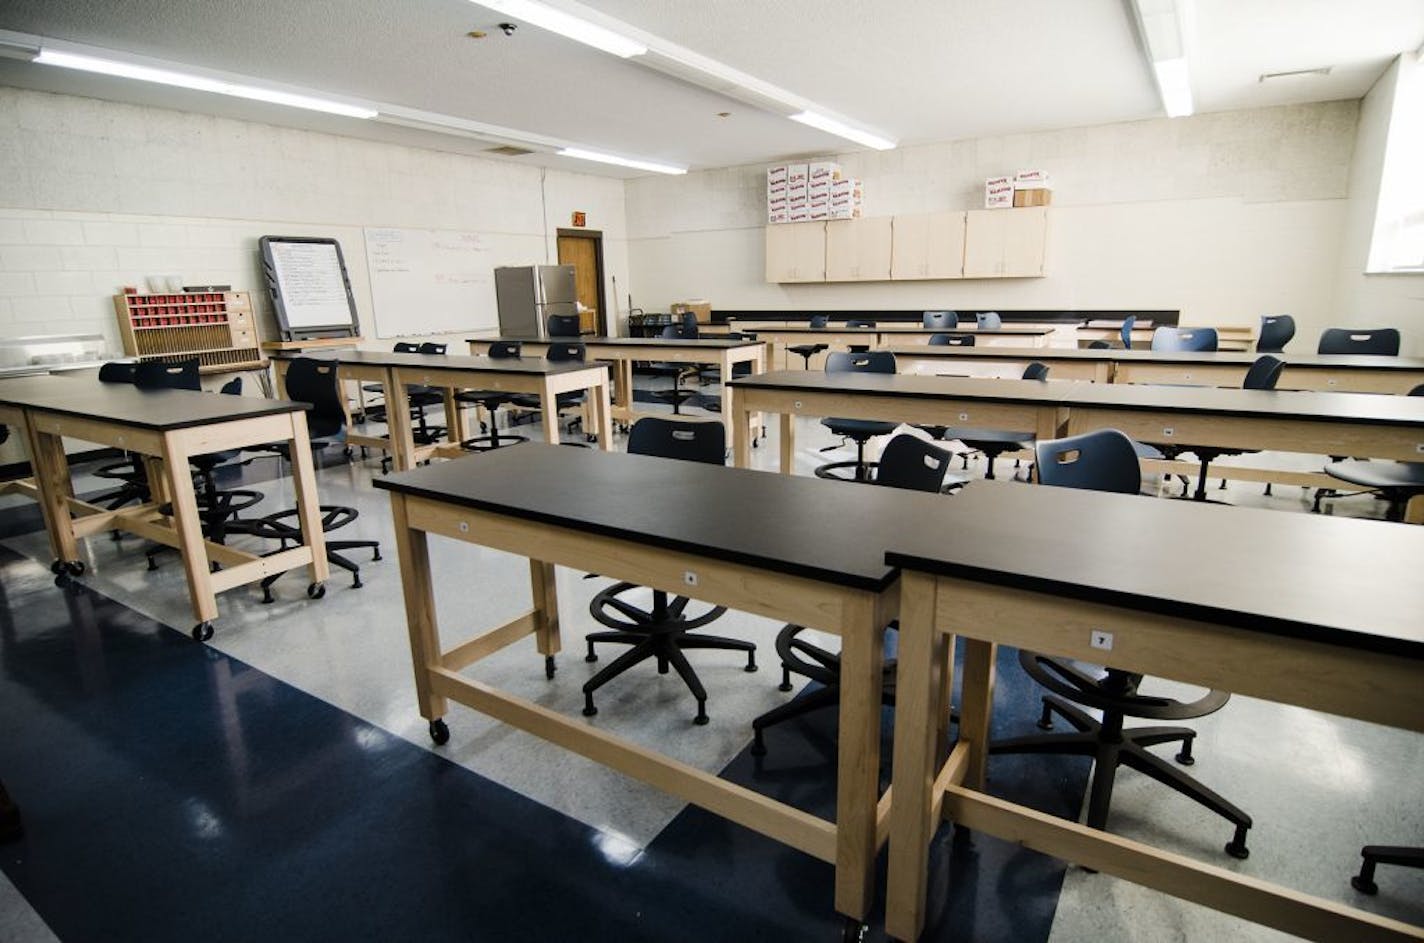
xmin=779 ymin=413 xmax=795 ymax=474
xmin=886 ymin=570 xmax=948 ymax=942
xmin=286 ymin=413 xmax=331 ymax=586
xmin=539 ymin=377 xmax=561 ymax=445
xmin=444 ymin=388 xmax=467 ymax=445
xmin=27 ymin=428 xmax=78 ymax=567
xmin=384 ymin=369 xmax=417 ymax=472
xmin=959 ymin=638 xmax=997 ymax=790
xmin=833 ymin=593 xmax=886 ymax=923
xmin=530 ymin=559 xmax=561 ymax=678
xmin=730 ymin=386 xmax=751 ymax=468
xmin=389 ymin=493 xmax=448 ymax=729
xmin=592 ymin=375 xmax=614 ymax=449
xmin=1406 ymin=493 xmax=1424 ymax=525
xmin=160 ymin=431 xmax=219 ymax=636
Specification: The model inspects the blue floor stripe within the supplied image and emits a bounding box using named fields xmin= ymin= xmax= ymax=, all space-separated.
xmin=0 ymin=538 xmax=1086 ymax=941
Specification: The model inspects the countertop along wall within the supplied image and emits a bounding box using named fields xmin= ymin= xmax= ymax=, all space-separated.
xmin=0 ymin=87 xmax=631 ymax=354
xmin=625 ymin=101 xmax=1359 ymax=346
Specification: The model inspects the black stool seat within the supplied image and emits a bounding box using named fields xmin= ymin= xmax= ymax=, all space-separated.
xmin=992 ymin=650 xmax=1251 ymax=859
xmin=939 ymin=426 xmax=1033 ymax=480
xmin=787 ymin=342 xmax=828 ymax=368
xmin=454 ymin=389 xmax=530 ymax=451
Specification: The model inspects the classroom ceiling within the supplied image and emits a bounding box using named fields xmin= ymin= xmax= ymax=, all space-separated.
xmin=0 ymin=0 xmax=1421 ymax=177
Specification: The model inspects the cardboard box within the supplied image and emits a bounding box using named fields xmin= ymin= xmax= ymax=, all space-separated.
xmin=767 ymin=165 xmax=788 ymax=185
xmin=831 ymin=177 xmax=862 ymax=198
xmin=827 ymin=204 xmax=863 ymax=220
xmin=768 ymin=210 xmax=789 ymax=224
xmin=1012 ymin=188 xmax=1052 ymax=207
xmin=1013 ymin=169 xmax=1051 ymax=188
xmin=809 ymin=160 xmax=841 ymax=185
xmin=787 ymin=204 xmax=811 ymax=222
xmin=985 ymin=176 xmax=1014 ymax=209
xmin=786 ymin=163 xmax=809 ymax=187
xmin=671 ymin=300 xmax=712 ymax=324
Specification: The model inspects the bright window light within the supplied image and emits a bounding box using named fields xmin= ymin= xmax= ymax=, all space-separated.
xmin=557 ymin=147 xmax=685 ymax=175
xmin=1153 ymin=58 xmax=1194 ymax=118
xmin=789 ymin=111 xmax=896 ymax=151
xmin=475 ymin=0 xmax=647 ymax=58
xmin=34 ymin=49 xmax=377 ymax=119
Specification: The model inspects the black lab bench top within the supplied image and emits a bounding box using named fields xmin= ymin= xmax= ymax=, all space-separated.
xmin=0 ymin=374 xmax=307 ymax=431
xmin=1061 ymin=381 xmax=1424 ymax=427
xmin=373 ymin=443 xmax=936 ymax=593
xmin=886 ymin=482 xmax=1424 ymax=660
xmin=467 ymin=336 xmax=764 ymax=351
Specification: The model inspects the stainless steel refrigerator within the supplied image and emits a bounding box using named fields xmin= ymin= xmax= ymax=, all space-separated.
xmin=494 ymin=265 xmax=577 ymax=338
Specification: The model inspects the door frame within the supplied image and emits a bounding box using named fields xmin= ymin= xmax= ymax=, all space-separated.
xmin=556 ymin=228 xmax=608 ymax=336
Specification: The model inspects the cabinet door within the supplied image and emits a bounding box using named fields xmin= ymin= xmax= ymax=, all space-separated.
xmin=963 ymin=210 xmax=1010 ymax=277
xmin=891 ymin=214 xmax=930 ymax=279
xmin=923 ymin=210 xmax=967 ymax=279
xmin=765 ymin=223 xmax=826 ymax=282
xmin=1001 ymin=206 xmax=1047 ymax=276
xmin=826 ymin=218 xmax=892 ymax=281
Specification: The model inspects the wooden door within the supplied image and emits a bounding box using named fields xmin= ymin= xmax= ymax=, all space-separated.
xmin=557 ymin=232 xmax=603 ymax=334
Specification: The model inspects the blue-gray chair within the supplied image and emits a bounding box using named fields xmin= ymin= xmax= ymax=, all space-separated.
xmin=1318 ymin=383 xmax=1424 ymax=520
xmin=923 ymin=310 xmax=958 ymax=329
xmin=1119 ymin=315 xmax=1137 ymax=349
xmin=815 ymin=351 xmax=899 ymax=482
xmin=1151 ymin=327 xmax=1219 ymax=352
xmin=994 ymin=428 xmax=1253 ymax=859
xmin=1317 ymin=327 xmax=1399 ymax=356
xmin=1257 ymin=315 xmax=1295 ymax=353
xmin=583 ymin=418 xmax=753 ymax=725
xmin=976 ymin=311 xmax=1002 ymax=330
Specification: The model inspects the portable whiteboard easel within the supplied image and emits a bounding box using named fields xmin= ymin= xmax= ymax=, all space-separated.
xmin=260 ymin=236 xmax=360 ymax=341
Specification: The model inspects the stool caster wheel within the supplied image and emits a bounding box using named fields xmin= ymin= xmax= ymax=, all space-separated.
xmin=750 ymin=734 xmax=767 ymax=757
xmin=841 ymin=916 xmax=868 ymax=942
xmin=148 ymin=555 xmax=160 ymax=571
xmin=428 ymin=718 xmax=449 ymax=745
xmin=1175 ymin=738 xmax=1196 ymax=766
xmin=1224 ymin=826 xmax=1250 ymax=860
xmin=544 ymin=655 xmax=556 ymax=679
xmin=583 ymin=693 xmax=598 ymax=717
xmin=1351 ymin=873 xmax=1379 ymax=895
xmin=307 ymin=582 xmax=326 ymax=599
xmin=191 ymin=621 xmax=214 ymax=642
xmin=693 ymin=703 xmax=709 ymax=726
xmin=50 ymin=559 xmax=64 ymax=574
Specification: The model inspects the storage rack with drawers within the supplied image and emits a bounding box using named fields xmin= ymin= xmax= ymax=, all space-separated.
xmin=113 ymin=290 xmax=264 ymax=373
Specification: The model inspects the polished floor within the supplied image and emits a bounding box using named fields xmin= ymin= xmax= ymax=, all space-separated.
xmin=1 ymin=379 xmax=1420 ymax=941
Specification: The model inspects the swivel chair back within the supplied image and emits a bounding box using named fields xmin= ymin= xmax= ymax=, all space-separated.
xmin=1087 ymin=339 xmax=1112 ymax=349
xmin=929 ymin=333 xmax=974 ymax=347
xmin=649 ymin=324 xmax=700 ymax=414
xmin=135 ymin=359 xmax=201 ymax=390
xmin=845 ymin=318 xmax=876 ymax=329
xmin=809 ymin=315 xmax=830 ymax=329
xmin=751 ymin=432 xmax=953 ymax=756
xmin=1257 ymin=315 xmax=1295 ymax=353
xmin=1151 ymin=327 xmax=1219 ymax=352
xmin=510 ymin=342 xmax=589 ymax=437
xmin=93 ymin=361 xmax=149 ymax=509
xmin=815 ymin=351 xmax=899 ymax=482
xmin=1317 ymin=328 xmax=1399 ymax=356
xmin=923 ymin=311 xmax=958 ymax=329
xmin=1120 ymin=315 xmax=1137 ymax=349
xmin=1001 ymin=428 xmax=1252 ymax=858
xmin=456 ymin=342 xmax=528 ymax=451
xmin=976 ymin=311 xmax=1002 ymax=330
xmin=583 ymin=418 xmax=753 ymax=725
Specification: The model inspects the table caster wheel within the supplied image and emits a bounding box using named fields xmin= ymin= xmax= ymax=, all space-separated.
xmin=50 ymin=560 xmax=64 ymax=574
xmin=64 ymin=560 xmax=85 ymax=576
xmin=585 ymin=434 xmax=597 ymax=443
xmin=841 ymin=917 xmax=868 ymax=942
xmin=544 ymin=655 xmax=556 ymax=679
xmin=307 ymin=582 xmax=326 ymax=599
xmin=191 ymin=621 xmax=214 ymax=642
xmin=428 ymin=718 xmax=450 ymax=745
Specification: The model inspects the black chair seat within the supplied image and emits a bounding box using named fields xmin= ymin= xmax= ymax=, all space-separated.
xmin=1325 ymin=460 xmax=1424 ymax=490
xmin=942 ymin=426 xmax=1032 ymax=446
xmin=787 ymin=342 xmax=828 ymax=369
xmin=822 ymin=417 xmax=899 ymax=439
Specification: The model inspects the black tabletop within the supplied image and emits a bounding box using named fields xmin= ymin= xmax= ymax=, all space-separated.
xmin=468 ymin=336 xmax=763 ymax=350
xmin=0 ymin=374 xmax=307 ymax=430
xmin=886 ymin=481 xmax=1424 ymax=659
xmin=728 ymin=371 xmax=1078 ymax=406
xmin=884 ymin=345 xmax=1424 ymax=371
xmin=288 ymin=350 xmax=608 ymax=376
xmin=374 ymin=443 xmax=932 ymax=592
xmin=731 ymin=371 xmax=1424 ymax=425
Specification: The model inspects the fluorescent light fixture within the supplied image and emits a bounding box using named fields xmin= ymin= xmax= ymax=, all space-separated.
xmin=557 ymin=147 xmax=685 ymax=174
xmin=474 ymin=0 xmax=646 ymax=58
xmin=789 ymin=111 xmax=897 ymax=151
xmin=34 ymin=49 xmax=377 ymax=119
xmin=1153 ymin=59 xmax=1194 ymax=117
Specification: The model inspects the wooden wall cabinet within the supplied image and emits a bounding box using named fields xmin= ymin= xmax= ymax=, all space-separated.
xmin=891 ymin=211 xmax=967 ymax=280
xmin=825 ymin=217 xmax=893 ymax=281
xmin=764 ymin=222 xmax=827 ymax=283
xmin=962 ymin=207 xmax=1048 ymax=278
xmin=114 ymin=290 xmax=264 ymax=373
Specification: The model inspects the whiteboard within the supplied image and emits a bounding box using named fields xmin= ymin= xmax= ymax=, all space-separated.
xmin=364 ymin=227 xmax=506 ymax=338
xmin=260 ymin=237 xmax=359 ymax=335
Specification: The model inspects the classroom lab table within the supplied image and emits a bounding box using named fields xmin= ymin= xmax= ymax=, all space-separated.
xmin=0 ymin=375 xmax=329 ymax=640
xmin=883 ymin=482 xmax=1424 ymax=942
xmin=374 ymin=444 xmax=928 ymax=931
xmin=726 ymin=371 xmax=1070 ymax=473
xmin=1060 ymin=382 xmax=1424 ymax=465
xmin=467 ymin=336 xmax=764 ymax=443
xmin=884 ymin=345 xmax=1424 ymax=395
xmin=275 ymin=350 xmax=613 ymax=472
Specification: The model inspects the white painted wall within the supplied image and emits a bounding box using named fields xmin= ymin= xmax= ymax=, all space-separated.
xmin=1333 ymin=55 xmax=1424 ymax=356
xmin=625 ymin=102 xmax=1359 ymax=347
xmin=0 ymin=87 xmax=629 ymax=353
